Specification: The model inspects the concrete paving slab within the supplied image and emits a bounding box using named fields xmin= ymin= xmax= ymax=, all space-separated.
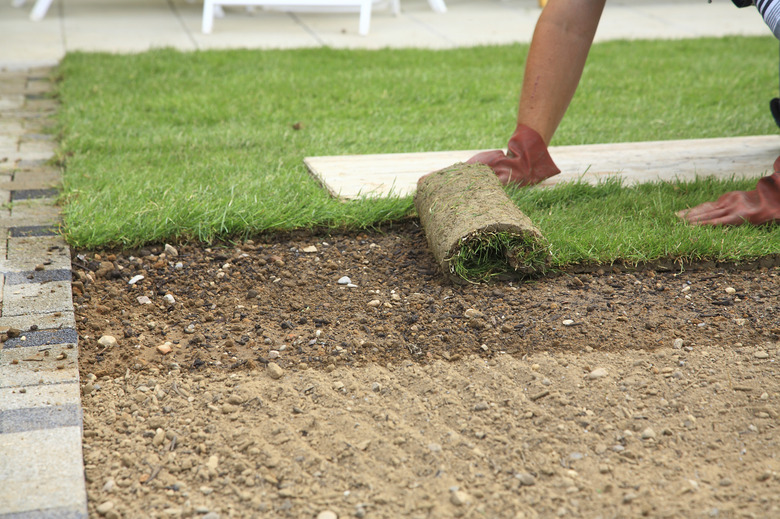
xmin=8 ymin=202 xmax=61 ymax=225
xmin=2 ymin=0 xmax=771 ymax=67
xmin=0 ymin=96 xmax=25 ymax=113
xmin=0 ymin=68 xmax=84 ymax=519
xmin=0 ymin=380 xmax=79 ymax=412
xmin=0 ymin=121 xmax=24 ymax=136
xmin=0 ymin=427 xmax=87 ymax=518
xmin=0 ymin=311 xmax=76 ymax=334
xmin=6 ymin=236 xmax=70 ymax=271
xmin=16 ymin=140 xmax=55 ymax=161
xmin=2 ymin=281 xmax=72 ymax=317
xmin=177 ymin=3 xmax=321 ymax=49
xmin=298 ymin=9 xmax=453 ymax=48
xmin=63 ymin=0 xmax=195 ymax=53
xmin=0 ymin=347 xmax=79 ymax=388
xmin=305 ymin=135 xmax=780 ymax=199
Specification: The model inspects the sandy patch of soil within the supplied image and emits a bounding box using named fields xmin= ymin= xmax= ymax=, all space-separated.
xmin=74 ymin=223 xmax=780 ymax=518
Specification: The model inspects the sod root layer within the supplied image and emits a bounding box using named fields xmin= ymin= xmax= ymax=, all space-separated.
xmin=73 ymin=222 xmax=780 ymax=518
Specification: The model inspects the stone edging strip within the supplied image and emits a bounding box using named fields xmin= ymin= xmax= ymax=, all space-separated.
xmin=0 ymin=68 xmax=87 ymax=518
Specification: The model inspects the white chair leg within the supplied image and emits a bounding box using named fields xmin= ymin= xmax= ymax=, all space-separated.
xmin=202 ymin=0 xmax=215 ymax=33
xmin=427 ymin=0 xmax=446 ymax=13
xmin=30 ymin=0 xmax=54 ymax=21
xmin=358 ymin=0 xmax=371 ymax=35
xmin=391 ymin=0 xmax=400 ymax=16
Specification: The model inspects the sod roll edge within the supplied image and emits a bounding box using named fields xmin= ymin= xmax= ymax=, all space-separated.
xmin=414 ymin=163 xmax=550 ymax=284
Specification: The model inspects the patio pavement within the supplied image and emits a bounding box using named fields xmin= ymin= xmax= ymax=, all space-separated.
xmin=1 ymin=0 xmax=775 ymax=69
xmin=0 ymin=1 xmax=777 ymax=518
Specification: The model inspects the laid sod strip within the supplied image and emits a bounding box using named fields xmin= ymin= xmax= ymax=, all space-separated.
xmin=56 ymin=37 xmax=780 ymax=267
xmin=415 ymin=163 xmax=549 ymax=283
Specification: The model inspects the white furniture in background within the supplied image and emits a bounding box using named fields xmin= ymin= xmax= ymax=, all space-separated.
xmin=14 ymin=0 xmax=448 ymax=35
xmin=202 ymin=0 xmax=445 ymax=36
xmin=13 ymin=0 xmax=53 ymax=20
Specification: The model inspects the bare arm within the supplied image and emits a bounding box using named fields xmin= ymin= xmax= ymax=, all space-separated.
xmin=519 ymin=0 xmax=606 ymax=144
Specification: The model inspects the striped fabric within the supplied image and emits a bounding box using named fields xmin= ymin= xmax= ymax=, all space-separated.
xmin=733 ymin=0 xmax=780 ymax=39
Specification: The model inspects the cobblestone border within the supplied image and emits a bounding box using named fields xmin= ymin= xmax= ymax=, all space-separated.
xmin=0 ymin=68 xmax=87 ymax=518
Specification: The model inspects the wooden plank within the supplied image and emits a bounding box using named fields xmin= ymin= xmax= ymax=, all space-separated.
xmin=304 ymin=135 xmax=780 ymax=200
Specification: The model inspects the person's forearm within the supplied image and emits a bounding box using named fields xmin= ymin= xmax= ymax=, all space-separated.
xmin=518 ymin=0 xmax=606 ymax=144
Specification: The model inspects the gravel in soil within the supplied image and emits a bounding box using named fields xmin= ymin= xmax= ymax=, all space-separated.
xmin=70 ymin=223 xmax=780 ymax=518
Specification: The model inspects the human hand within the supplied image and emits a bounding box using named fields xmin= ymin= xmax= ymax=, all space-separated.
xmin=467 ymin=124 xmax=560 ymax=187
xmin=677 ymin=157 xmax=780 ymax=226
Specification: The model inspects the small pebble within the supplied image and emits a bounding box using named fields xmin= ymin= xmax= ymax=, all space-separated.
xmin=641 ymin=427 xmax=656 ymax=440
xmin=96 ymin=501 xmax=114 ymax=516
xmin=267 ymin=362 xmax=284 ymax=379
xmin=754 ymin=350 xmax=770 ymax=359
xmin=673 ymin=338 xmax=684 ymax=349
xmin=157 ymin=342 xmax=173 ymax=355
xmin=464 ymin=308 xmax=484 ymax=319
xmin=128 ymin=274 xmax=144 ymax=285
xmin=316 ymin=511 xmax=338 ymax=519
xmin=164 ymin=244 xmax=179 ymax=257
xmin=337 ymin=276 xmax=351 ymax=285
xmin=137 ymin=296 xmax=152 ymax=305
xmin=302 ymin=245 xmax=318 ymax=253
xmin=725 ymin=287 xmax=736 ymax=294
xmin=588 ymin=367 xmax=608 ymax=379
xmin=515 ymin=472 xmax=536 ymax=486
xmin=98 ymin=335 xmax=117 ymax=348
xmin=450 ymin=490 xmax=472 ymax=506
xmin=163 ymin=294 xmax=176 ymax=305
xmin=562 ymin=319 xmax=575 ymax=326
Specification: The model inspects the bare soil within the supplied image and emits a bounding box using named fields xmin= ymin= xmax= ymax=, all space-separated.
xmin=75 ymin=222 xmax=780 ymax=519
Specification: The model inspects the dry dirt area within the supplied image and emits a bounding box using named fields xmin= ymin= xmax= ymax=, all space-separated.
xmin=74 ymin=222 xmax=780 ymax=518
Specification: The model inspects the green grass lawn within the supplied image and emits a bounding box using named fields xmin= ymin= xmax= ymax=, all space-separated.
xmin=56 ymin=36 xmax=780 ymax=267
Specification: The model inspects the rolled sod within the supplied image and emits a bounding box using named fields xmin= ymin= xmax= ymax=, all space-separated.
xmin=414 ymin=163 xmax=550 ymax=284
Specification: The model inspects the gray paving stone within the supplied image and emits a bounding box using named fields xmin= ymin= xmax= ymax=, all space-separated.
xmin=5 ymin=268 xmax=71 ymax=285
xmin=2 ymin=280 xmax=72 ymax=317
xmin=0 ymin=403 xmax=81 ymax=434
xmin=11 ymin=188 xmax=59 ymax=201
xmin=7 ymin=225 xmax=58 ymax=238
xmin=3 ymin=328 xmax=78 ymax=349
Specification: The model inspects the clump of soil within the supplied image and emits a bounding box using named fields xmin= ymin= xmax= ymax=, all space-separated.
xmin=76 ymin=222 xmax=780 ymax=518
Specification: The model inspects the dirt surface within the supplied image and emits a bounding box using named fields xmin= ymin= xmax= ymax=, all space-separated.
xmin=74 ymin=222 xmax=780 ymax=518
